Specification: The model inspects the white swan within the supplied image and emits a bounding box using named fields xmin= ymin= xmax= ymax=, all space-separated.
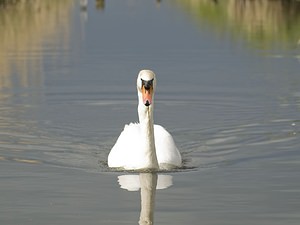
xmin=108 ymin=70 xmax=182 ymax=170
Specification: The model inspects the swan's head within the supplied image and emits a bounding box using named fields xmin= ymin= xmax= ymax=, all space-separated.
xmin=137 ymin=70 xmax=156 ymax=107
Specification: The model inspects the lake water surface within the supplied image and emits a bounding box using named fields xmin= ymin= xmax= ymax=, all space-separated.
xmin=1 ymin=0 xmax=300 ymax=224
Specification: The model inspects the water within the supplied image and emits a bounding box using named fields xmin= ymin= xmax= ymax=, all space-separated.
xmin=0 ymin=0 xmax=300 ymax=224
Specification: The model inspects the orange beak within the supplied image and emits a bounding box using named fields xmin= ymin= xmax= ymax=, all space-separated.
xmin=141 ymin=85 xmax=153 ymax=106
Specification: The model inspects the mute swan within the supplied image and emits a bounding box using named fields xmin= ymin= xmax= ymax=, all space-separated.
xmin=108 ymin=70 xmax=182 ymax=170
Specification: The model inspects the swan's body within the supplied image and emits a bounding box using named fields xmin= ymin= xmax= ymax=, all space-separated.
xmin=108 ymin=70 xmax=182 ymax=170
xmin=108 ymin=123 xmax=181 ymax=170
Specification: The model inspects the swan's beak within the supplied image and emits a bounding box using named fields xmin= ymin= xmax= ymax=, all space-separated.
xmin=141 ymin=82 xmax=153 ymax=107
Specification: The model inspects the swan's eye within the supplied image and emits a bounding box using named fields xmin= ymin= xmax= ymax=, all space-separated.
xmin=141 ymin=78 xmax=154 ymax=90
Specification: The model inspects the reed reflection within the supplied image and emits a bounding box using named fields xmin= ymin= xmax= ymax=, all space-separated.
xmin=171 ymin=0 xmax=300 ymax=49
xmin=95 ymin=0 xmax=105 ymax=11
xmin=0 ymin=0 xmax=75 ymax=162
xmin=80 ymin=0 xmax=105 ymax=11
xmin=118 ymin=173 xmax=173 ymax=225
xmin=0 ymin=0 xmax=74 ymax=92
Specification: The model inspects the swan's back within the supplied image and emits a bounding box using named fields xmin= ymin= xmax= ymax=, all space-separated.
xmin=108 ymin=123 xmax=182 ymax=170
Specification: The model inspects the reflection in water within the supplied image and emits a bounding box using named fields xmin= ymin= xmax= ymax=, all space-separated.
xmin=95 ymin=0 xmax=105 ymax=11
xmin=80 ymin=0 xmax=88 ymax=10
xmin=171 ymin=0 xmax=300 ymax=49
xmin=118 ymin=173 xmax=173 ymax=225
xmin=0 ymin=0 xmax=74 ymax=92
xmin=79 ymin=0 xmax=105 ymax=24
xmin=118 ymin=174 xmax=173 ymax=191
xmin=80 ymin=0 xmax=105 ymax=12
xmin=139 ymin=173 xmax=157 ymax=225
xmin=0 ymin=0 xmax=75 ymax=163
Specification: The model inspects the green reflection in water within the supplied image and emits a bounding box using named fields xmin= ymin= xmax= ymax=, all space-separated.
xmin=0 ymin=0 xmax=74 ymax=92
xmin=170 ymin=0 xmax=300 ymax=49
xmin=0 ymin=0 xmax=75 ymax=163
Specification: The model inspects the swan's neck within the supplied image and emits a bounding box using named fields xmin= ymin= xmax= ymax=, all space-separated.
xmin=138 ymin=104 xmax=159 ymax=170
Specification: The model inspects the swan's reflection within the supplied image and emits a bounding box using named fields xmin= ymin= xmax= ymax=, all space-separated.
xmin=118 ymin=173 xmax=173 ymax=191
xmin=117 ymin=173 xmax=173 ymax=225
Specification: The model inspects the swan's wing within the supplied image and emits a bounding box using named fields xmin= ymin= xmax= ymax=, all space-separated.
xmin=154 ymin=125 xmax=182 ymax=168
xmin=108 ymin=123 xmax=142 ymax=168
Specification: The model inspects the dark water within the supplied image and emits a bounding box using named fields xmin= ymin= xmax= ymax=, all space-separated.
xmin=0 ymin=0 xmax=300 ymax=224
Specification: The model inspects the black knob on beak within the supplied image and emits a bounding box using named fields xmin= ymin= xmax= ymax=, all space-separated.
xmin=141 ymin=78 xmax=154 ymax=90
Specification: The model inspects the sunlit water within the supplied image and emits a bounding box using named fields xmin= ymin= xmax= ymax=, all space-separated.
xmin=1 ymin=0 xmax=300 ymax=224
